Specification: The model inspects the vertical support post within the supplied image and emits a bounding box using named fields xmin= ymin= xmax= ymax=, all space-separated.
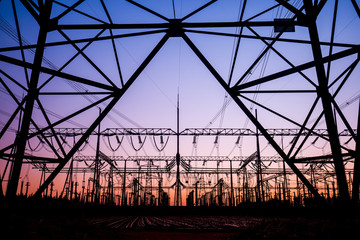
xmin=275 ymin=177 xmax=278 ymax=200
xmin=218 ymin=179 xmax=223 ymax=206
xmin=135 ymin=178 xmax=139 ymax=206
xmin=87 ymin=178 xmax=91 ymax=202
xmin=255 ymin=110 xmax=264 ymax=202
xmin=281 ymin=136 xmax=288 ymax=201
xmin=122 ymin=158 xmax=127 ymax=206
xmin=326 ymin=182 xmax=330 ymax=199
xmin=158 ymin=179 xmax=162 ymax=206
xmin=6 ymin=0 xmax=53 ymax=197
xmin=0 ymin=180 xmax=3 ymax=199
xmin=282 ymin=183 xmax=286 ymax=201
xmin=20 ymin=181 xmax=24 ymax=196
xmin=68 ymin=158 xmax=73 ymax=200
xmin=242 ymin=171 xmax=246 ymax=202
xmin=93 ymin=108 xmax=101 ymax=204
xmin=244 ymin=169 xmax=248 ymax=202
xmin=81 ymin=172 xmax=85 ymax=202
xmin=282 ymin=159 xmax=288 ymax=200
xmin=304 ymin=0 xmax=350 ymax=201
xmin=74 ymin=182 xmax=78 ymax=201
xmin=195 ymin=180 xmax=199 ymax=206
xmin=25 ymin=182 xmax=29 ymax=197
xmin=109 ymin=165 xmax=113 ymax=204
xmin=230 ymin=157 xmax=234 ymax=206
xmin=296 ymin=177 xmax=300 ymax=200
xmin=352 ymin=99 xmax=360 ymax=203
xmin=50 ymin=182 xmax=53 ymax=198
xmin=70 ymin=181 xmax=73 ymax=200
xmin=175 ymin=94 xmax=181 ymax=206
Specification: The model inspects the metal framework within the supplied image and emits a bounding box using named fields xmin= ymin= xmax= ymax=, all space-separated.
xmin=0 ymin=0 xmax=359 ymax=206
xmin=33 ymin=152 xmax=354 ymax=206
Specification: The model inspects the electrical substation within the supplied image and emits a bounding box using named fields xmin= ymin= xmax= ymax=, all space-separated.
xmin=1 ymin=0 xmax=360 ymax=212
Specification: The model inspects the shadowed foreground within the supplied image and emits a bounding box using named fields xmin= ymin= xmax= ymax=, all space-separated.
xmin=1 ymin=199 xmax=360 ymax=240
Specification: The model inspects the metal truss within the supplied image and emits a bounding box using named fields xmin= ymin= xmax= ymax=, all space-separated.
xmin=37 ymin=154 xmax=354 ymax=206
xmin=27 ymin=127 xmax=356 ymax=137
xmin=0 ymin=0 xmax=359 ymax=205
xmin=4 ymin=127 xmax=353 ymax=164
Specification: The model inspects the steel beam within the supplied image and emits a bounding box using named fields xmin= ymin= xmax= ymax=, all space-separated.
xmin=352 ymin=99 xmax=360 ymax=202
xmin=24 ymin=127 xmax=355 ymax=137
xmin=181 ymin=32 xmax=321 ymax=199
xmin=0 ymin=54 xmax=115 ymax=91
xmin=6 ymin=0 xmax=53 ymax=197
xmin=19 ymin=0 xmax=40 ymax=23
xmin=232 ymin=46 xmax=359 ymax=91
xmin=55 ymin=20 xmax=305 ymax=31
xmin=274 ymin=0 xmax=306 ymax=20
xmin=184 ymin=29 xmax=356 ymax=48
xmin=0 ymin=30 xmax=166 ymax=53
xmin=33 ymin=96 xmax=121 ymax=197
xmin=0 ymin=95 xmax=112 ymax=155
xmin=351 ymin=0 xmax=360 ymax=18
xmin=126 ymin=0 xmax=169 ymax=21
xmin=33 ymin=33 xmax=170 ymax=197
xmin=304 ymin=0 xmax=350 ymax=200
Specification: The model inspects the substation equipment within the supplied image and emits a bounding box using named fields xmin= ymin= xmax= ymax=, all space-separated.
xmin=0 ymin=0 xmax=360 ymax=206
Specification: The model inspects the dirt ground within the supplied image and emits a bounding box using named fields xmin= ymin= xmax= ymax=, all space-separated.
xmin=1 ymin=200 xmax=360 ymax=240
xmin=2 ymin=213 xmax=360 ymax=240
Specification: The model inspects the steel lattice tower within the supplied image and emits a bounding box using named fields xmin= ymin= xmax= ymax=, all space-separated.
xmin=0 ymin=0 xmax=359 ymax=204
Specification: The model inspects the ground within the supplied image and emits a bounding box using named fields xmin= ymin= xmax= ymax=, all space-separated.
xmin=1 ymin=199 xmax=360 ymax=240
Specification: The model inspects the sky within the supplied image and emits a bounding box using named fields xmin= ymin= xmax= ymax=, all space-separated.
xmin=0 ymin=0 xmax=359 ymax=203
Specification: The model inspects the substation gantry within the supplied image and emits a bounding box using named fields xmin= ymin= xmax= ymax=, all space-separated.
xmin=0 ymin=0 xmax=359 ymax=206
xmin=4 ymin=127 xmax=356 ymax=207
